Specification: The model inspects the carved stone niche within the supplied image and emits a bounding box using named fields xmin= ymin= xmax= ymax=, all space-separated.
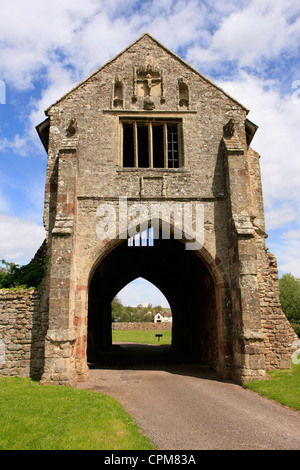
xmin=113 ymin=76 xmax=124 ymax=108
xmin=132 ymin=63 xmax=165 ymax=108
xmin=178 ymin=78 xmax=189 ymax=108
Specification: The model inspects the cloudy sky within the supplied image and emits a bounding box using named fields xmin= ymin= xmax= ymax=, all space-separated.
xmin=0 ymin=0 xmax=300 ymax=306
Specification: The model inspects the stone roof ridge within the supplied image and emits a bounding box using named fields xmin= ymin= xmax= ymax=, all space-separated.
xmin=44 ymin=32 xmax=249 ymax=115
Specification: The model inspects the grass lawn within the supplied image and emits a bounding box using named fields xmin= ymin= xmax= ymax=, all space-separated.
xmin=0 ymin=377 xmax=156 ymax=450
xmin=112 ymin=329 xmax=172 ymax=346
xmin=244 ymin=363 xmax=300 ymax=412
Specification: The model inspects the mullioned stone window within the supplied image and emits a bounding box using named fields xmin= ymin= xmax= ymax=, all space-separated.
xmin=121 ymin=119 xmax=182 ymax=168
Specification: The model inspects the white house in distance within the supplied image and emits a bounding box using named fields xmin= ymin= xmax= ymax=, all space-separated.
xmin=154 ymin=311 xmax=172 ymax=323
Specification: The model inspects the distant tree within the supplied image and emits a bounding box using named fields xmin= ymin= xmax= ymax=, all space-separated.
xmin=143 ymin=311 xmax=154 ymax=322
xmin=127 ymin=307 xmax=141 ymax=322
xmin=153 ymin=305 xmax=163 ymax=312
xmin=279 ymin=273 xmax=300 ymax=324
xmin=111 ymin=297 xmax=155 ymax=322
xmin=111 ymin=296 xmax=129 ymax=322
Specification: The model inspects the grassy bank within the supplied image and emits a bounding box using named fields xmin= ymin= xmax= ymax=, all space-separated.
xmin=244 ymin=363 xmax=300 ymax=412
xmin=112 ymin=329 xmax=172 ymax=345
xmin=0 ymin=377 xmax=156 ymax=450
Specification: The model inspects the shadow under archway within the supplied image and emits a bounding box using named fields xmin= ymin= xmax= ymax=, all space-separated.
xmin=87 ymin=235 xmax=219 ymax=372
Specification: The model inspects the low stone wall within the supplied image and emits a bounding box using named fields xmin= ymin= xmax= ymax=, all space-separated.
xmin=112 ymin=322 xmax=172 ymax=331
xmin=0 ymin=289 xmax=47 ymax=378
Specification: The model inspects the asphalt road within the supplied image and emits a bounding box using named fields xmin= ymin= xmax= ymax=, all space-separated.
xmin=77 ymin=344 xmax=300 ymax=450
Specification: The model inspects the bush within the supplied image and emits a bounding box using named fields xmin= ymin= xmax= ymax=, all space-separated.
xmin=292 ymin=323 xmax=300 ymax=338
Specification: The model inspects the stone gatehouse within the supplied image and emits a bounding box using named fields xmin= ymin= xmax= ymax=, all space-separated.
xmin=0 ymin=33 xmax=297 ymax=385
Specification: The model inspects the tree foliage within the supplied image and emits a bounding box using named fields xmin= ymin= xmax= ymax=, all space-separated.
xmin=111 ymin=296 xmax=162 ymax=323
xmin=0 ymin=259 xmax=47 ymax=289
xmin=279 ymin=273 xmax=300 ymax=324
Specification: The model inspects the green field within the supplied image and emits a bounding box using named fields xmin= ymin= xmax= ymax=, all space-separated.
xmin=112 ymin=329 xmax=172 ymax=345
xmin=0 ymin=377 xmax=156 ymax=450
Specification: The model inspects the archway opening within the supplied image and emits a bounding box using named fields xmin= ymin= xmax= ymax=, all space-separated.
xmin=109 ymin=277 xmax=173 ymax=365
xmin=87 ymin=234 xmax=219 ymax=371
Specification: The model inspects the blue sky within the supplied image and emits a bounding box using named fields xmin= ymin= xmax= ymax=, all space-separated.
xmin=1 ymin=0 xmax=300 ymax=307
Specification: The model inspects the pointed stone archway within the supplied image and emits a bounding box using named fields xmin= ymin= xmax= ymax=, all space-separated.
xmin=86 ymin=227 xmax=230 ymax=379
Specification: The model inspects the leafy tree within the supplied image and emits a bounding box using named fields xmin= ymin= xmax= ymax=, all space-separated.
xmin=279 ymin=273 xmax=300 ymax=324
xmin=111 ymin=297 xmax=155 ymax=322
xmin=0 ymin=259 xmax=46 ymax=289
xmin=143 ymin=310 xmax=154 ymax=322
xmin=111 ymin=296 xmax=129 ymax=322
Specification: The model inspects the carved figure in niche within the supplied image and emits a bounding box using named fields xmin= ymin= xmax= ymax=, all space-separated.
xmin=142 ymin=72 xmax=160 ymax=96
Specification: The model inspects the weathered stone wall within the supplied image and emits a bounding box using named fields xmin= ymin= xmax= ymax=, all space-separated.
xmin=0 ymin=289 xmax=48 ymax=378
xmin=112 ymin=322 xmax=172 ymax=331
xmin=259 ymin=251 xmax=298 ymax=369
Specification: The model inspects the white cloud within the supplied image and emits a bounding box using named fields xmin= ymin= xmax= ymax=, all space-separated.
xmin=145 ymin=1 xmax=209 ymax=50
xmin=0 ymin=0 xmax=224 ymax=93
xmin=0 ymin=214 xmax=45 ymax=265
xmin=0 ymin=1 xmax=148 ymax=91
xmin=187 ymin=0 xmax=300 ymax=68
xmin=264 ymin=204 xmax=298 ymax=231
xmin=281 ymin=229 xmax=300 ymax=240
xmin=216 ymin=72 xmax=300 ymax=276
xmin=268 ymin=236 xmax=300 ymax=278
xmin=0 ymin=135 xmax=31 ymax=157
xmin=0 ymin=0 xmax=101 ymax=90
xmin=1 ymin=0 xmax=299 ymax=96
xmin=216 ymin=72 xmax=300 ymax=214
xmin=213 ymin=1 xmax=300 ymax=65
